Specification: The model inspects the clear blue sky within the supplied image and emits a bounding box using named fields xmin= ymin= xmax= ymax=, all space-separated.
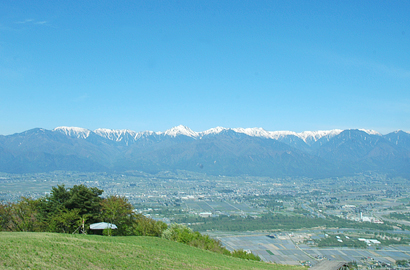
xmin=1 ymin=1 xmax=409 ymax=135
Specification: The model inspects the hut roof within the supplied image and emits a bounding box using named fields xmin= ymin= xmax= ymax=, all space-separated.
xmin=90 ymin=222 xmax=118 ymax=230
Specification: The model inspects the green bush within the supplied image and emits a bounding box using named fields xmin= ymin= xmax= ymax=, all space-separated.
xmin=134 ymin=214 xmax=167 ymax=237
xmin=232 ymin=249 xmax=262 ymax=261
xmin=162 ymin=223 xmax=259 ymax=260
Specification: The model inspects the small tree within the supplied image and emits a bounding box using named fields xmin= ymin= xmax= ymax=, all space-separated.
xmin=162 ymin=223 xmax=194 ymax=244
xmin=65 ymin=185 xmax=103 ymax=224
xmin=134 ymin=214 xmax=167 ymax=237
xmin=100 ymin=196 xmax=136 ymax=236
xmin=48 ymin=208 xmax=82 ymax=233
xmin=231 ymin=250 xmax=261 ymax=261
xmin=0 ymin=201 xmax=12 ymax=231
xmin=9 ymin=197 xmax=43 ymax=232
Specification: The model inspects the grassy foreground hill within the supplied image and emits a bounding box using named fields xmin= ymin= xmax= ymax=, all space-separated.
xmin=0 ymin=232 xmax=305 ymax=270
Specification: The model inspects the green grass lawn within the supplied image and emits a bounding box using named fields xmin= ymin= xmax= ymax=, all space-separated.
xmin=0 ymin=232 xmax=305 ymax=270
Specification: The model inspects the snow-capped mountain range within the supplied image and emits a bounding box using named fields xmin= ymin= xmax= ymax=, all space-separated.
xmin=1 ymin=125 xmax=409 ymax=177
xmin=54 ymin=125 xmax=384 ymax=145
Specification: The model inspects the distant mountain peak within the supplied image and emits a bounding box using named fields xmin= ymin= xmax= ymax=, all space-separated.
xmin=54 ymin=126 xmax=91 ymax=139
xmin=297 ymin=129 xmax=343 ymax=143
xmin=358 ymin=129 xmax=381 ymax=135
xmin=94 ymin=128 xmax=136 ymax=136
xmin=200 ymin=126 xmax=228 ymax=136
xmin=392 ymin=130 xmax=410 ymax=134
xmin=94 ymin=128 xmax=137 ymax=142
xmin=95 ymin=128 xmax=133 ymax=133
xmin=232 ymin=127 xmax=271 ymax=138
xmin=163 ymin=125 xmax=198 ymax=138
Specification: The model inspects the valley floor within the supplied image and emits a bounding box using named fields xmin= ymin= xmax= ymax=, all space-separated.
xmin=208 ymin=230 xmax=410 ymax=268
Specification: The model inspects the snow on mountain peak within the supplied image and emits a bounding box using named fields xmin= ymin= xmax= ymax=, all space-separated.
xmin=269 ymin=130 xmax=298 ymax=139
xmin=359 ymin=129 xmax=381 ymax=136
xmin=54 ymin=126 xmax=91 ymax=139
xmin=137 ymin=126 xmax=342 ymax=142
xmin=297 ymin=129 xmax=343 ymax=142
xmin=258 ymin=129 xmax=343 ymax=143
xmin=94 ymin=128 xmax=137 ymax=142
xmin=94 ymin=128 xmax=136 ymax=134
xmin=393 ymin=130 xmax=410 ymax=134
xmin=163 ymin=125 xmax=198 ymax=137
xmin=52 ymin=125 xmax=387 ymax=145
xmin=200 ymin=126 xmax=228 ymax=136
xmin=232 ymin=127 xmax=271 ymax=138
xmin=134 ymin=130 xmax=160 ymax=139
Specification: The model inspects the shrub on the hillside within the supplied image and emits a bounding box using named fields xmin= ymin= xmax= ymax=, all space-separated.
xmin=189 ymin=232 xmax=231 ymax=255
xmin=0 ymin=202 xmax=12 ymax=231
xmin=162 ymin=223 xmax=194 ymax=243
xmin=48 ymin=208 xmax=82 ymax=234
xmin=8 ymin=197 xmax=44 ymax=232
xmin=161 ymin=224 xmax=260 ymax=260
xmin=134 ymin=214 xmax=167 ymax=237
xmin=231 ymin=249 xmax=261 ymax=261
xmin=162 ymin=224 xmax=232 ymax=256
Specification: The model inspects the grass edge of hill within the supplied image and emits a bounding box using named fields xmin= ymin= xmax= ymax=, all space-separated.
xmin=0 ymin=232 xmax=306 ymax=270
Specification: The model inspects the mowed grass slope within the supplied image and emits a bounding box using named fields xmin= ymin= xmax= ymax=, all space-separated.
xmin=0 ymin=232 xmax=305 ymax=270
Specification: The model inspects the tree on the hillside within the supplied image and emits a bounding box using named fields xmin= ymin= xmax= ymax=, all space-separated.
xmin=48 ymin=208 xmax=82 ymax=233
xmin=49 ymin=185 xmax=71 ymax=208
xmin=64 ymin=185 xmax=103 ymax=224
xmin=36 ymin=184 xmax=103 ymax=232
xmin=100 ymin=196 xmax=136 ymax=236
xmin=9 ymin=197 xmax=43 ymax=232
xmin=36 ymin=185 xmax=71 ymax=224
xmin=0 ymin=202 xmax=12 ymax=231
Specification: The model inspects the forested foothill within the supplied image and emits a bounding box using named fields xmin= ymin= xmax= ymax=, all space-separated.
xmin=0 ymin=185 xmax=260 ymax=261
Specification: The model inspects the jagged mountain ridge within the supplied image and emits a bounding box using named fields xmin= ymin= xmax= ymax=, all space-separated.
xmin=1 ymin=126 xmax=409 ymax=177
xmin=53 ymin=125 xmax=385 ymax=154
xmin=54 ymin=125 xmax=349 ymax=144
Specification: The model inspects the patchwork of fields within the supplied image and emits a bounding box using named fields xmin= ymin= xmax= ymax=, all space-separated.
xmin=212 ymin=232 xmax=410 ymax=267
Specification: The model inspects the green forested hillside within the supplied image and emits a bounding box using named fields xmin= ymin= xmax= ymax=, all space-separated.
xmin=0 ymin=232 xmax=305 ymax=270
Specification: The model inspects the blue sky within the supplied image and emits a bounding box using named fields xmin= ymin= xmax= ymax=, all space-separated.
xmin=1 ymin=1 xmax=409 ymax=135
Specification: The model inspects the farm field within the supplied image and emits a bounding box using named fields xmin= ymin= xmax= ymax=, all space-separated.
xmin=208 ymin=231 xmax=410 ymax=268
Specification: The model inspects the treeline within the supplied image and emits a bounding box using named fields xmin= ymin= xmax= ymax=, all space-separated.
xmin=179 ymin=213 xmax=394 ymax=231
xmin=0 ymin=185 xmax=260 ymax=261
xmin=387 ymin=212 xmax=410 ymax=222
xmin=314 ymin=236 xmax=367 ymax=248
